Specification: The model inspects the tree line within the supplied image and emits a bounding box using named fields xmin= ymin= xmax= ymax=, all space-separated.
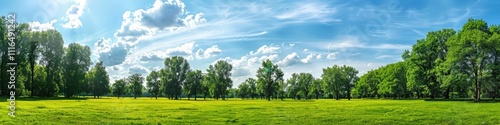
xmin=1 ymin=17 xmax=499 ymax=102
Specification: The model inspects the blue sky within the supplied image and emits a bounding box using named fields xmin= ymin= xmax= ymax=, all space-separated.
xmin=2 ymin=0 xmax=500 ymax=87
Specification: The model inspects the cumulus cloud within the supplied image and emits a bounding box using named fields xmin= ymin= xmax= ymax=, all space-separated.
xmin=94 ymin=38 xmax=130 ymax=66
xmin=114 ymin=0 xmax=206 ymax=45
xmin=278 ymin=52 xmax=301 ymax=67
xmin=138 ymin=41 xmax=196 ymax=61
xmin=195 ymin=45 xmax=222 ymax=59
xmin=164 ymin=42 xmax=195 ymax=58
xmin=62 ymin=0 xmax=86 ymax=29
xmin=250 ymin=45 xmax=280 ymax=55
xmin=139 ymin=53 xmax=164 ymax=61
xmin=258 ymin=54 xmax=279 ymax=62
xmin=316 ymin=54 xmax=322 ymax=59
xmin=303 ymin=48 xmax=309 ymax=52
xmin=28 ymin=20 xmax=57 ymax=31
xmin=300 ymin=53 xmax=316 ymax=64
xmin=128 ymin=65 xmax=149 ymax=74
xmin=327 ymin=53 xmax=336 ymax=60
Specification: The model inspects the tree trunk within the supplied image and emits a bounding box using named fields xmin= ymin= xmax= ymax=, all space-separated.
xmin=335 ymin=91 xmax=339 ymax=100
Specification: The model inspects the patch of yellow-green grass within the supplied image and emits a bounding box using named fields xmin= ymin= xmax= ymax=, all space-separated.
xmin=1 ymin=97 xmax=500 ymax=124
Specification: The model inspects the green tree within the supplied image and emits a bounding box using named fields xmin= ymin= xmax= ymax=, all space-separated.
xmin=238 ymin=82 xmax=250 ymax=99
xmin=205 ymin=60 xmax=233 ymax=100
xmin=89 ymin=61 xmax=110 ymax=98
xmin=112 ymin=79 xmax=127 ymax=98
xmin=446 ymin=19 xmax=491 ymax=102
xmin=287 ymin=73 xmax=300 ymax=99
xmin=309 ymin=78 xmax=322 ymax=100
xmin=256 ymin=59 xmax=283 ymax=101
xmin=245 ymin=78 xmax=257 ymax=99
xmin=146 ymin=70 xmax=161 ymax=99
xmin=298 ymin=73 xmax=313 ymax=100
xmin=341 ymin=65 xmax=359 ymax=100
xmin=39 ymin=30 xmax=65 ymax=97
xmin=162 ymin=56 xmax=190 ymax=99
xmin=185 ymin=70 xmax=203 ymax=100
xmin=62 ymin=43 xmax=91 ymax=98
xmin=128 ymin=74 xmax=144 ymax=99
xmin=322 ymin=65 xmax=344 ymax=100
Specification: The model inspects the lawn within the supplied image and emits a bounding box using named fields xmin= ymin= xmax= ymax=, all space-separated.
xmin=1 ymin=97 xmax=499 ymax=124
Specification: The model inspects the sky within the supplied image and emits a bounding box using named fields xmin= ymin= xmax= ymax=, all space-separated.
xmin=1 ymin=0 xmax=500 ymax=87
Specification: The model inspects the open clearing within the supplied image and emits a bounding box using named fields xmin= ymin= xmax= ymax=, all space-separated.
xmin=1 ymin=97 xmax=499 ymax=124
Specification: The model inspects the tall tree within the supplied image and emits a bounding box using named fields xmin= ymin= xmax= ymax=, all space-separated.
xmin=298 ymin=73 xmax=313 ymax=100
xmin=446 ymin=19 xmax=490 ymax=102
xmin=206 ymin=60 xmax=233 ymax=100
xmin=309 ymin=78 xmax=322 ymax=100
xmin=185 ymin=70 xmax=203 ymax=100
xmin=112 ymin=79 xmax=127 ymax=98
xmin=128 ymin=74 xmax=144 ymax=99
xmin=341 ymin=65 xmax=359 ymax=100
xmin=146 ymin=70 xmax=161 ymax=99
xmin=89 ymin=61 xmax=110 ymax=98
xmin=238 ymin=82 xmax=250 ymax=99
xmin=162 ymin=56 xmax=190 ymax=99
xmin=245 ymin=78 xmax=257 ymax=99
xmin=62 ymin=43 xmax=91 ymax=98
xmin=39 ymin=30 xmax=65 ymax=97
xmin=322 ymin=65 xmax=344 ymax=100
xmin=287 ymin=73 xmax=300 ymax=99
xmin=256 ymin=59 xmax=283 ymax=101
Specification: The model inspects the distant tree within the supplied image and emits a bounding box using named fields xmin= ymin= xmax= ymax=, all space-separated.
xmin=112 ymin=79 xmax=127 ymax=98
xmin=205 ymin=60 xmax=233 ymax=100
xmin=322 ymin=65 xmax=345 ymax=100
xmin=89 ymin=61 xmax=110 ymax=98
xmin=246 ymin=78 xmax=257 ymax=99
xmin=298 ymin=73 xmax=314 ymax=100
xmin=185 ymin=70 xmax=203 ymax=100
xmin=256 ymin=59 xmax=283 ymax=101
xmin=238 ymin=82 xmax=250 ymax=99
xmin=309 ymin=78 xmax=322 ymax=100
xmin=287 ymin=73 xmax=300 ymax=100
xmin=341 ymin=65 xmax=359 ymax=100
xmin=146 ymin=70 xmax=161 ymax=99
xmin=128 ymin=74 xmax=144 ymax=99
xmin=162 ymin=56 xmax=190 ymax=99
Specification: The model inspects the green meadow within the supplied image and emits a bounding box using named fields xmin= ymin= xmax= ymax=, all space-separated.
xmin=2 ymin=97 xmax=499 ymax=125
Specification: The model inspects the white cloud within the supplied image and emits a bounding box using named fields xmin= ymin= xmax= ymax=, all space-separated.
xmin=164 ymin=42 xmax=195 ymax=57
xmin=195 ymin=45 xmax=222 ymax=59
xmin=300 ymin=53 xmax=315 ymax=64
xmin=278 ymin=52 xmax=301 ymax=67
xmin=251 ymin=45 xmax=280 ymax=55
xmin=258 ymin=54 xmax=279 ymax=62
xmin=128 ymin=65 xmax=149 ymax=74
xmin=303 ymin=48 xmax=309 ymax=52
xmin=138 ymin=41 xmax=196 ymax=61
xmin=28 ymin=20 xmax=57 ymax=31
xmin=316 ymin=54 xmax=322 ymax=59
xmin=275 ymin=2 xmax=340 ymax=22
xmin=62 ymin=0 xmax=86 ymax=29
xmin=321 ymin=36 xmax=411 ymax=50
xmin=94 ymin=38 xmax=130 ymax=66
xmin=114 ymin=0 xmax=206 ymax=45
xmin=327 ymin=53 xmax=336 ymax=60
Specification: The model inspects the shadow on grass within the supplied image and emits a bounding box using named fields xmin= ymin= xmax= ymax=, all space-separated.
xmin=424 ymin=98 xmax=500 ymax=103
xmin=0 ymin=96 xmax=90 ymax=101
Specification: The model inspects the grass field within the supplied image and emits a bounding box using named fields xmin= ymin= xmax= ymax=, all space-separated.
xmin=1 ymin=97 xmax=500 ymax=125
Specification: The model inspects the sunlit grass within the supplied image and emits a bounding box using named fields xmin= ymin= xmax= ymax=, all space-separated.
xmin=1 ymin=97 xmax=499 ymax=124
